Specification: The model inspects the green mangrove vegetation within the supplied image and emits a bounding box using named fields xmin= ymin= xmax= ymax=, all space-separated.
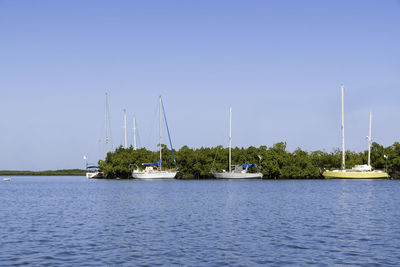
xmin=98 ymin=142 xmax=400 ymax=179
xmin=0 ymin=169 xmax=87 ymax=176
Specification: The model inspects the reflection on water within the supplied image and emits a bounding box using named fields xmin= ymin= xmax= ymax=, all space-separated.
xmin=1 ymin=177 xmax=400 ymax=266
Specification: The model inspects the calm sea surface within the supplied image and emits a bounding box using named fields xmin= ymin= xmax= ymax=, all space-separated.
xmin=1 ymin=176 xmax=400 ymax=266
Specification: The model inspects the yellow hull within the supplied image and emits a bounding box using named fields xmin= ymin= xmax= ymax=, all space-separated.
xmin=323 ymin=170 xmax=388 ymax=179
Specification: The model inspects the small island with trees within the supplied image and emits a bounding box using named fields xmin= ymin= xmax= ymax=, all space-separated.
xmin=98 ymin=141 xmax=400 ymax=179
xmin=0 ymin=169 xmax=87 ymax=176
xmin=3 ymin=142 xmax=398 ymax=179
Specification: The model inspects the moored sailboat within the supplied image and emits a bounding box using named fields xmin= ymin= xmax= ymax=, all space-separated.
xmin=131 ymin=96 xmax=177 ymax=179
xmin=322 ymin=86 xmax=388 ymax=179
xmin=212 ymin=107 xmax=263 ymax=179
xmin=86 ymin=165 xmax=103 ymax=179
xmin=86 ymin=93 xmax=109 ymax=179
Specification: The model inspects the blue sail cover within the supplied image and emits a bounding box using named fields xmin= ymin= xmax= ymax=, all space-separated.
xmin=242 ymin=163 xmax=257 ymax=169
xmin=161 ymin=98 xmax=178 ymax=169
xmin=86 ymin=165 xmax=99 ymax=169
xmin=143 ymin=160 xmax=161 ymax=166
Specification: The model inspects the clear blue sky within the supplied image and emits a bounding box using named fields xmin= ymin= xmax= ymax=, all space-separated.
xmin=1 ymin=0 xmax=399 ymax=170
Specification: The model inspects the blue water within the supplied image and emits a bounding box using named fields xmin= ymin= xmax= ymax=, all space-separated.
xmin=1 ymin=177 xmax=400 ymax=266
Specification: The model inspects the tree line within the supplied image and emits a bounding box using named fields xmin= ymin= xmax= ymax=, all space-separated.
xmin=98 ymin=142 xmax=400 ymax=179
xmin=0 ymin=169 xmax=87 ymax=176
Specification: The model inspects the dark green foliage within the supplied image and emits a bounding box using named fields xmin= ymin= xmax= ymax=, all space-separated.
xmin=371 ymin=142 xmax=400 ymax=178
xmin=0 ymin=169 xmax=86 ymax=176
xmin=98 ymin=142 xmax=400 ymax=179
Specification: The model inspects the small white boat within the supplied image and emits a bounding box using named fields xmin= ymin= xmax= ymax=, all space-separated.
xmin=132 ymin=166 xmax=177 ymax=179
xmin=85 ymin=93 xmax=109 ymax=179
xmin=212 ymin=107 xmax=263 ymax=179
xmin=3 ymin=178 xmax=11 ymax=181
xmin=213 ymin=165 xmax=263 ymax=179
xmin=86 ymin=170 xmax=103 ymax=179
xmin=132 ymin=96 xmax=177 ymax=179
xmin=84 ymin=158 xmax=103 ymax=179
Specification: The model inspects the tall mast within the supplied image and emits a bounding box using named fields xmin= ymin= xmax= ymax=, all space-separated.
xmin=105 ymin=93 xmax=108 ymax=158
xmin=124 ymin=109 xmax=127 ymax=148
xmin=341 ymin=85 xmax=345 ymax=170
xmin=229 ymin=107 xmax=232 ymax=173
xmin=368 ymin=112 xmax=372 ymax=166
xmin=159 ymin=96 xmax=162 ymax=171
xmin=133 ymin=115 xmax=137 ymax=150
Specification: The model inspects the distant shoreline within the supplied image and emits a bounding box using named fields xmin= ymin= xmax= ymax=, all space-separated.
xmin=0 ymin=169 xmax=86 ymax=176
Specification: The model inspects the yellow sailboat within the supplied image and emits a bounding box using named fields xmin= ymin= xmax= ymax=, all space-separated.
xmin=323 ymin=166 xmax=388 ymax=179
xmin=323 ymin=85 xmax=388 ymax=179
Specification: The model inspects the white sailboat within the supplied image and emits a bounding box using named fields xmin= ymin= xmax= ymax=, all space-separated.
xmin=86 ymin=164 xmax=102 ymax=179
xmin=323 ymin=85 xmax=388 ymax=179
xmin=212 ymin=107 xmax=263 ymax=179
xmin=132 ymin=96 xmax=177 ymax=179
xmin=86 ymin=93 xmax=108 ymax=179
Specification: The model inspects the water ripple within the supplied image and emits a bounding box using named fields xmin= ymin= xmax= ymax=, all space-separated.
xmin=1 ymin=177 xmax=400 ymax=266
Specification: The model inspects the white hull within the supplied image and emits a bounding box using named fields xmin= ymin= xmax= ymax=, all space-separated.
xmin=86 ymin=172 xmax=103 ymax=179
xmin=212 ymin=172 xmax=263 ymax=179
xmin=132 ymin=171 xmax=177 ymax=179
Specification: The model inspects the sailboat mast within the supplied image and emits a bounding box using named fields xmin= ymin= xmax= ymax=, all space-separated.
xmin=133 ymin=115 xmax=137 ymax=150
xmin=341 ymin=85 xmax=345 ymax=170
xmin=368 ymin=112 xmax=372 ymax=166
xmin=105 ymin=93 xmax=108 ymax=158
xmin=159 ymin=96 xmax=162 ymax=171
xmin=124 ymin=109 xmax=127 ymax=148
xmin=229 ymin=107 xmax=232 ymax=173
